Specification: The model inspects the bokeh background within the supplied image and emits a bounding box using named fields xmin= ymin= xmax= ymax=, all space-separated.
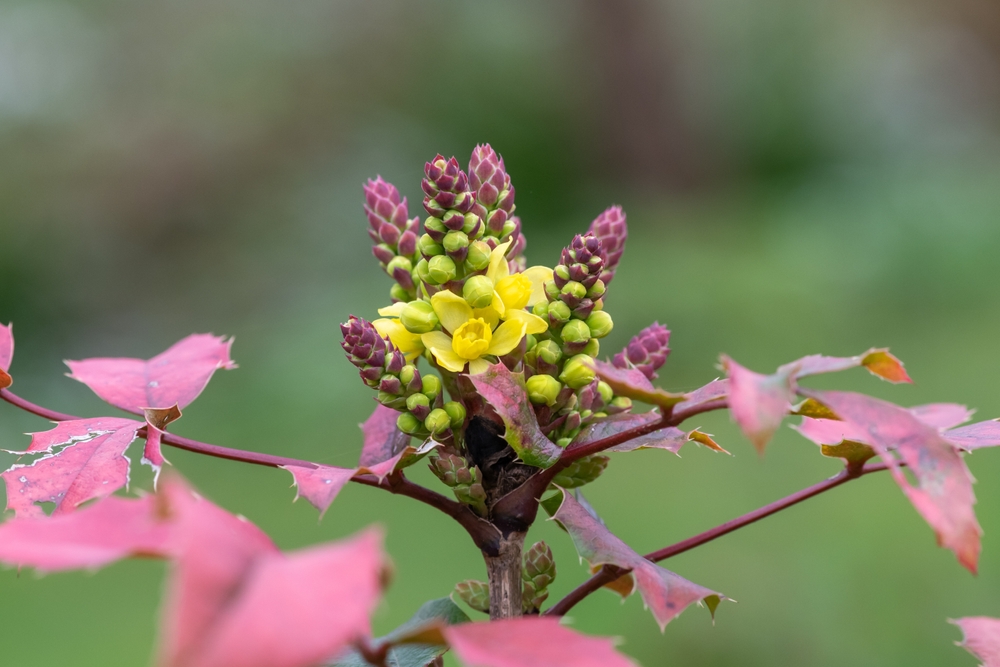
xmin=1 ymin=1 xmax=999 ymax=665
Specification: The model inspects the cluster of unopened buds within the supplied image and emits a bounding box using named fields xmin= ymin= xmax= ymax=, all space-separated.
xmin=343 ymin=144 xmax=670 ymax=496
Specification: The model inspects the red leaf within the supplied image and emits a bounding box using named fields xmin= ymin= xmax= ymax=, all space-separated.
xmin=908 ymin=403 xmax=974 ymax=430
xmin=590 ymin=359 xmax=686 ymax=409
xmin=807 ymin=390 xmax=981 ymax=572
xmin=158 ymin=479 xmax=388 ymax=667
xmin=358 ymin=438 xmax=439 ymax=481
xmin=946 ymin=421 xmax=1000 ymax=452
xmin=952 ymin=617 xmax=1000 ymax=667
xmin=282 ymin=465 xmax=355 ymax=517
xmin=442 ymin=618 xmax=637 ymax=667
xmin=1 ymin=418 xmax=143 ymax=518
xmin=549 ymin=489 xmax=725 ymax=630
xmin=66 ymin=334 xmax=236 ymax=414
xmin=673 ymin=378 xmax=728 ymax=413
xmin=470 ymin=364 xmax=563 ymax=468
xmin=0 ymin=322 xmax=12 ymax=388
xmin=359 ymin=404 xmax=411 ymax=467
xmin=575 ymin=413 xmax=725 ymax=454
xmin=785 ymin=348 xmax=912 ymax=383
xmin=722 ymin=356 xmax=795 ymax=455
xmin=0 ymin=494 xmax=171 ymax=571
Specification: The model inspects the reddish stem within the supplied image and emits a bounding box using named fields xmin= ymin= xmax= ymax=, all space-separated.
xmin=544 ymin=461 xmax=890 ymax=617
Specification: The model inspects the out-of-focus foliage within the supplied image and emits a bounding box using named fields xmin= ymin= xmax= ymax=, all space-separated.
xmin=1 ymin=1 xmax=999 ymax=666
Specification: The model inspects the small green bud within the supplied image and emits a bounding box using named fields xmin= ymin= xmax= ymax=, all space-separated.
xmin=610 ymin=396 xmax=632 ymax=411
xmin=532 ymin=302 xmax=549 ymax=318
xmin=455 ymin=580 xmax=490 ymax=614
xmin=554 ymin=265 xmax=570 ymax=281
xmin=425 ymin=408 xmax=451 ymax=434
xmin=582 ymin=338 xmax=600 ymax=357
xmin=561 ymin=281 xmax=587 ymax=300
xmin=442 ymin=210 xmax=464 ymax=228
xmin=386 ymin=256 xmax=413 ymax=276
xmin=597 ymin=381 xmax=614 ymax=405
xmin=463 ymin=275 xmax=495 ymax=309
xmin=586 ymin=311 xmax=614 ymax=338
xmin=406 ymin=393 xmax=430 ymax=412
xmin=561 ymin=319 xmax=591 ymax=344
xmin=463 ymin=213 xmax=482 ymax=236
xmin=466 ymin=241 xmax=491 ymax=271
xmin=399 ymin=364 xmax=417 ymax=386
xmin=587 ymin=279 xmax=606 ymax=299
xmin=425 ymin=217 xmax=447 ymax=236
xmin=545 ymin=280 xmax=560 ymax=301
xmin=535 ymin=340 xmax=562 ymax=365
xmin=401 ymin=300 xmax=439 ymax=333
xmin=415 ymin=258 xmax=430 ymax=282
xmin=390 ymin=283 xmax=410 ymax=302
xmin=524 ymin=334 xmax=537 ymax=350
xmin=418 ymin=234 xmax=444 ymax=257
xmin=443 ymin=230 xmax=470 ymax=253
xmin=443 ymin=401 xmax=467 ymax=428
xmin=526 ymin=374 xmax=562 ymax=406
xmin=427 ymin=255 xmax=457 ymax=284
xmin=548 ymin=301 xmax=571 ymax=323
xmin=556 ymin=436 xmax=573 ymax=448
xmin=499 ymin=219 xmax=516 ymax=238
xmin=422 ymin=374 xmax=441 ymax=400
xmin=397 ymin=412 xmax=422 ymax=435
xmin=560 ymin=354 xmax=596 ymax=389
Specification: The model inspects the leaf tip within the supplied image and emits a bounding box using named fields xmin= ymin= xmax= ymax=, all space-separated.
xmin=862 ymin=349 xmax=912 ymax=384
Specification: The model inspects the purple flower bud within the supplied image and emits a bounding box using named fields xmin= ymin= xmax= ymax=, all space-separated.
xmin=612 ymin=322 xmax=671 ymax=380
xmin=386 ymin=348 xmax=406 ymax=374
xmin=587 ymin=206 xmax=627 ymax=286
xmin=363 ymin=177 xmax=414 ymax=262
xmin=397 ymin=230 xmax=418 ymax=257
xmin=379 ymin=375 xmax=402 ymax=395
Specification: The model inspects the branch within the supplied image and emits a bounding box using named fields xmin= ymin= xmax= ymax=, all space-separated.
xmin=544 ymin=461 xmax=890 ymax=617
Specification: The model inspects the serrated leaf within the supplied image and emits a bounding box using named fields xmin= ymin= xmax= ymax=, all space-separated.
xmin=573 ymin=413 xmax=720 ymax=455
xmin=952 ymin=617 xmax=1000 ymax=667
xmin=907 ymin=403 xmax=974 ymax=430
xmin=1 ymin=417 xmax=144 ymax=518
xmin=791 ymin=398 xmax=839 ymax=419
xmin=783 ymin=348 xmax=912 ymax=383
xmin=66 ymin=333 xmax=236 ymax=414
xmin=673 ymin=378 xmax=728 ymax=413
xmin=722 ymin=356 xmax=795 ymax=455
xmin=283 ymin=465 xmax=356 ymax=517
xmin=947 ymin=421 xmax=1000 ymax=451
xmin=359 ymin=404 xmax=411 ymax=468
xmin=548 ymin=488 xmax=725 ymax=630
xmin=805 ymin=390 xmax=981 ymax=572
xmin=469 ymin=363 xmax=562 ymax=468
xmin=0 ymin=494 xmax=171 ymax=571
xmin=0 ymin=321 xmax=12 ymax=388
xmin=590 ymin=359 xmax=686 ymax=408
xmin=358 ymin=439 xmax=439 ymax=481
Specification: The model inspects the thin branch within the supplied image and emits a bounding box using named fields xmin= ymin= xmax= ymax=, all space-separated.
xmin=544 ymin=461 xmax=890 ymax=617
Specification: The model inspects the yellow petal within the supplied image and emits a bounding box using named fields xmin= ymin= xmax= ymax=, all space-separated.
xmin=486 ymin=318 xmax=526 ymax=357
xmin=378 ymin=302 xmax=407 ymax=317
xmin=373 ymin=318 xmax=425 ymax=361
xmin=491 ymin=290 xmax=506 ymax=317
xmin=495 ymin=274 xmax=533 ymax=311
xmin=505 ymin=308 xmax=548 ymax=335
xmin=421 ymin=330 xmax=453 ymax=351
xmin=486 ymin=240 xmax=513 ymax=284
xmin=522 ymin=266 xmax=554 ymax=307
xmin=473 ymin=304 xmax=501 ymax=330
xmin=468 ymin=358 xmax=492 ymax=375
xmin=421 ymin=331 xmax=467 ymax=372
xmin=431 ymin=290 xmax=473 ymax=334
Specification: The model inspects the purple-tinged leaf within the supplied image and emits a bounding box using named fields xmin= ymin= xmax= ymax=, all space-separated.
xmin=1 ymin=418 xmax=144 ymax=518
xmin=952 ymin=617 xmax=1000 ymax=667
xmin=359 ymin=404 xmax=411 ymax=467
xmin=0 ymin=494 xmax=171 ymax=571
xmin=470 ymin=364 xmax=562 ymax=468
xmin=946 ymin=421 xmax=1000 ymax=452
xmin=283 ymin=465 xmax=356 ymax=517
xmin=141 ymin=405 xmax=181 ymax=486
xmin=807 ymin=390 xmax=981 ymax=572
xmin=785 ymin=348 xmax=912 ymax=383
xmin=908 ymin=403 xmax=974 ymax=430
xmin=66 ymin=333 xmax=236 ymax=414
xmin=0 ymin=322 xmax=12 ymax=388
xmin=359 ymin=438 xmax=439 ymax=481
xmin=590 ymin=359 xmax=686 ymax=409
xmin=548 ymin=489 xmax=725 ymax=630
xmin=673 ymin=379 xmax=728 ymax=414
xmin=722 ymin=356 xmax=795 ymax=455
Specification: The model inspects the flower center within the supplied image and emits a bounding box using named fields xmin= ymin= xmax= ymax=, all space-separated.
xmin=495 ymin=274 xmax=533 ymax=311
xmin=452 ymin=318 xmax=492 ymax=360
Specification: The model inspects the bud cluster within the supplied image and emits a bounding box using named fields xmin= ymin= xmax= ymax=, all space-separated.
xmin=551 ymin=454 xmax=610 ymax=489
xmin=469 ymin=145 xmax=526 ymax=269
xmin=364 ymin=177 xmax=421 ymax=302
xmin=612 ymin=322 xmax=671 ymax=380
xmin=587 ymin=206 xmax=628 ymax=287
xmin=428 ymin=452 xmax=487 ymax=515
xmin=454 ymin=579 xmax=490 ymax=614
xmin=522 ymin=541 xmax=557 ymax=613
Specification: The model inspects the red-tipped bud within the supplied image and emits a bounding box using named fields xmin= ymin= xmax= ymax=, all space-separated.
xmin=613 ymin=322 xmax=671 ymax=380
xmin=422 ymin=155 xmax=474 ymax=216
xmin=587 ymin=206 xmax=627 ymax=286
xmin=468 ymin=144 xmax=514 ymax=214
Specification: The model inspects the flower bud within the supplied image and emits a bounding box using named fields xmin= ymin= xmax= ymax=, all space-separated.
xmin=582 ymin=338 xmax=600 ymax=357
xmin=399 ymin=364 xmax=421 ymax=391
xmin=427 ymin=255 xmax=457 ymax=284
xmin=455 ymin=580 xmax=490 ymax=614
xmin=597 ymin=381 xmax=614 ymax=405
xmin=425 ymin=408 xmax=452 ymax=435
xmin=424 ymin=216 xmax=447 ymax=242
xmin=552 ymin=454 xmax=609 ymax=489
xmin=373 ymin=243 xmax=395 ymax=266
xmin=422 ymin=374 xmax=442 ymax=401
xmin=587 ymin=279 xmax=606 ymax=299
xmin=547 ymin=301 xmax=571 ymax=324
xmin=544 ymin=280 xmax=560 ymax=301
xmin=389 ymin=283 xmax=410 ymax=303
xmin=463 ymin=275 xmax=495 ymax=309
xmin=418 ymin=233 xmax=444 ymax=258
xmin=561 ymin=319 xmax=591 ymax=344
xmin=401 ymin=300 xmax=439 ymax=334
xmin=526 ymin=374 xmax=562 ymax=406
xmin=560 ymin=354 xmax=596 ymax=389
xmin=406 ymin=393 xmax=431 ymax=419
xmin=397 ymin=412 xmax=423 ymax=435
xmin=462 ymin=212 xmax=483 ymax=236
xmin=444 ymin=401 xmax=467 ymax=428
xmin=613 ymin=322 xmax=671 ymax=380
xmin=386 ymin=255 xmax=412 ymax=276
xmin=443 ymin=230 xmax=469 ymax=254
xmin=608 ymin=396 xmax=632 ymax=414
xmin=466 ymin=241 xmax=491 ymax=271
xmin=532 ymin=302 xmax=549 ymax=319
xmin=587 ymin=206 xmax=627 ymax=286
xmin=586 ymin=311 xmax=614 ymax=338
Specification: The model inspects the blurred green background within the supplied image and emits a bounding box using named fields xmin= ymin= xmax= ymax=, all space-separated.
xmin=1 ymin=0 xmax=999 ymax=665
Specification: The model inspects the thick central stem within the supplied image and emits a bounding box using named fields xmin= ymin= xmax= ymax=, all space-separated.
xmin=484 ymin=531 xmax=525 ymax=619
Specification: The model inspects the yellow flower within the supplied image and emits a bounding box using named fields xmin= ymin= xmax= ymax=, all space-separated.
xmin=421 ymin=291 xmax=527 ymax=374
xmin=372 ymin=315 xmax=424 ymax=362
xmin=481 ymin=240 xmax=551 ymax=335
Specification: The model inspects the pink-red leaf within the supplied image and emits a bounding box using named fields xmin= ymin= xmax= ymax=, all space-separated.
xmin=1 ymin=417 xmax=143 ymax=518
xmin=952 ymin=617 xmax=1000 ymax=667
xmin=359 ymin=404 xmax=411 ymax=467
xmin=784 ymin=348 xmax=912 ymax=383
xmin=590 ymin=359 xmax=686 ymax=409
xmin=282 ymin=464 xmax=355 ymax=517
xmin=673 ymin=378 xmax=728 ymax=414
xmin=66 ymin=333 xmax=236 ymax=414
xmin=470 ymin=364 xmax=562 ymax=468
xmin=908 ymin=403 xmax=974 ymax=430
xmin=549 ymin=489 xmax=724 ymax=630
xmin=0 ymin=322 xmax=12 ymax=388
xmin=0 ymin=494 xmax=171 ymax=571
xmin=442 ymin=618 xmax=637 ymax=667
xmin=807 ymin=390 xmax=981 ymax=572
xmin=722 ymin=356 xmax=795 ymax=454
xmin=947 ymin=421 xmax=1000 ymax=452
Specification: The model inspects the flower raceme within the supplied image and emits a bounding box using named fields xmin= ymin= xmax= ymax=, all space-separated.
xmin=421 ymin=291 xmax=532 ymax=374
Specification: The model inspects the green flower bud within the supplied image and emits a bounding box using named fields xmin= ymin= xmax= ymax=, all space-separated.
xmin=532 ymin=302 xmax=549 ymax=318
xmin=548 ymin=301 xmax=571 ymax=324
xmin=500 ymin=219 xmax=516 ymax=238
xmin=554 ymin=265 xmax=570 ymax=281
xmin=526 ymin=374 xmax=562 ymax=406
xmin=466 ymin=241 xmax=492 ymax=271
xmin=401 ymin=300 xmax=439 ymax=333
xmin=399 ymin=364 xmax=417 ymax=386
xmin=582 ymin=338 xmax=600 ymax=357
xmin=386 ymin=256 xmax=413 ymax=276
xmin=560 ymin=354 xmax=596 ymax=389
xmin=561 ymin=281 xmax=587 ymax=300
xmin=455 ymin=580 xmax=490 ymax=614
xmin=415 ymin=258 xmax=430 ymax=282
xmin=544 ymin=280 xmax=560 ymax=301
xmin=535 ymin=340 xmax=562 ymax=365
xmin=463 ymin=213 xmax=482 ymax=236
xmin=610 ymin=396 xmax=632 ymax=411
xmin=444 ymin=401 xmax=467 ymax=428
xmin=585 ymin=310 xmax=614 ymax=338
xmin=463 ymin=275 xmax=495 ymax=309
xmin=397 ymin=412 xmax=422 ymax=435
xmin=406 ymin=393 xmax=430 ymax=412
xmin=597 ymin=381 xmax=614 ymax=405
xmin=425 ymin=217 xmax=447 ymax=236
xmin=418 ymin=234 xmax=444 ymax=257
xmin=425 ymin=408 xmax=451 ymax=434
xmin=587 ymin=279 xmax=606 ymax=299
xmin=561 ymin=319 xmax=591 ymax=344
xmin=427 ymin=255 xmax=457 ymax=284
xmin=443 ymin=230 xmax=470 ymax=254
xmin=422 ymin=374 xmax=441 ymax=401
xmin=524 ymin=334 xmax=537 ymax=351
xmin=390 ymin=283 xmax=410 ymax=302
